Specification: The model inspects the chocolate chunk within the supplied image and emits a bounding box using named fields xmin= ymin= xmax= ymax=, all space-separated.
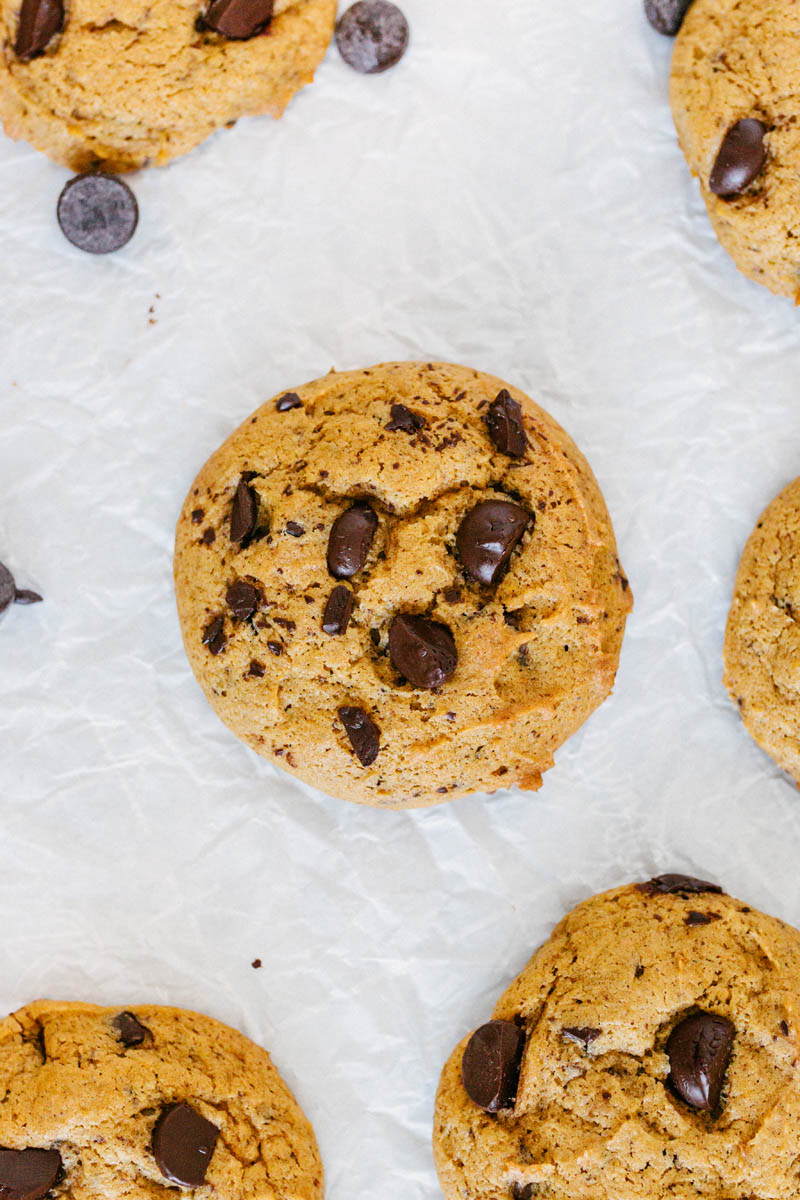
xmin=562 ymin=1026 xmax=601 ymax=1049
xmin=686 ymin=911 xmax=721 ymax=926
xmin=0 ymin=564 xmax=16 ymax=614
xmin=327 ymin=503 xmax=378 ymax=578
xmin=14 ymin=590 xmax=43 ymax=605
xmin=267 ymin=640 xmax=283 ymax=656
xmin=286 ymin=521 xmax=305 ymax=537
xmin=57 ymin=174 xmax=138 ymax=255
xmin=710 ymin=119 xmax=767 ymax=197
xmin=191 ymin=508 xmax=204 ymax=524
xmin=201 ymin=0 xmax=273 ymax=37
xmin=335 ymin=0 xmax=409 ymax=73
xmin=0 ymin=1148 xmax=62 ymax=1200
xmin=248 ymin=660 xmax=265 ymax=677
xmin=152 ymin=1102 xmax=219 ymax=1187
xmin=226 ymin=580 xmax=259 ymax=621
xmin=202 ymin=616 xmax=226 ymax=656
xmin=112 ymin=1011 xmax=150 ymax=1047
xmin=230 ymin=478 xmax=258 ymax=544
xmin=461 ymin=1020 xmax=526 ymax=1113
xmin=643 ymin=0 xmax=693 ymax=35
xmin=667 ymin=1011 xmax=734 ymax=1112
xmin=14 ymin=0 xmax=63 ymax=58
xmin=386 ymin=403 xmax=426 ymax=432
xmin=323 ymin=585 xmax=354 ymax=635
xmin=486 ymin=390 xmax=527 ymax=458
xmin=276 ymin=392 xmax=302 ymax=412
xmin=388 ymin=613 xmax=457 ymax=690
xmin=639 ymin=874 xmax=723 ymax=896
xmin=338 ymin=705 xmax=380 ymax=766
xmin=456 ymin=500 xmax=533 ymax=586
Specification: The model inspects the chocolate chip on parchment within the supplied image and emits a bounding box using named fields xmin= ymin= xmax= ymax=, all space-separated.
xmin=456 ymin=500 xmax=533 ymax=586
xmin=643 ymin=0 xmax=693 ymax=36
xmin=0 ymin=564 xmax=16 ymax=614
xmin=486 ymin=390 xmax=527 ymax=458
xmin=710 ymin=119 xmax=767 ymax=198
xmin=323 ymin=585 xmax=354 ymax=635
xmin=388 ymin=613 xmax=457 ymax=690
xmin=201 ymin=0 xmax=273 ymax=37
xmin=638 ymin=874 xmax=723 ymax=896
xmin=230 ymin=477 xmax=258 ymax=544
xmin=112 ymin=1011 xmax=150 ymax=1047
xmin=202 ymin=616 xmax=226 ymax=656
xmin=14 ymin=590 xmax=43 ymax=605
xmin=226 ymin=580 xmax=259 ymax=621
xmin=686 ymin=911 xmax=721 ymax=927
xmin=251 ymin=958 xmax=262 ymax=968
xmin=152 ymin=1102 xmax=219 ymax=1187
xmin=338 ymin=705 xmax=380 ymax=766
xmin=327 ymin=503 xmax=378 ymax=578
xmin=562 ymin=1026 xmax=601 ymax=1049
xmin=14 ymin=0 xmax=63 ymax=58
xmin=276 ymin=392 xmax=302 ymax=412
xmin=667 ymin=1011 xmax=734 ymax=1112
xmin=57 ymin=174 xmax=138 ymax=255
xmin=335 ymin=0 xmax=409 ymax=73
xmin=461 ymin=1020 xmax=526 ymax=1113
xmin=0 ymin=1148 xmax=62 ymax=1200
xmin=386 ymin=403 xmax=426 ymax=432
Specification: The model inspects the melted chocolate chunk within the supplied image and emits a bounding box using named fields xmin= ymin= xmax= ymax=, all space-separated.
xmin=388 ymin=613 xmax=457 ymax=690
xmin=152 ymin=1102 xmax=219 ymax=1187
xmin=276 ymin=392 xmax=302 ymax=412
xmin=461 ymin=1020 xmax=526 ymax=1113
xmin=338 ymin=705 xmax=380 ymax=765
xmin=322 ymin=585 xmax=354 ymax=635
xmin=0 ymin=1148 xmax=62 ymax=1200
xmin=456 ymin=499 xmax=533 ymax=586
xmin=226 ymin=580 xmax=259 ymax=621
xmin=14 ymin=0 xmax=63 ymax=58
xmin=112 ymin=1011 xmax=150 ymax=1047
xmin=230 ymin=477 xmax=258 ymax=544
xmin=562 ymin=1026 xmax=601 ymax=1049
xmin=57 ymin=174 xmax=138 ymax=255
xmin=710 ymin=119 xmax=768 ymax=198
xmin=486 ymin=390 xmax=527 ymax=458
xmin=386 ymin=403 xmax=426 ymax=432
xmin=667 ymin=1011 xmax=734 ymax=1112
xmin=327 ymin=503 xmax=378 ymax=578
xmin=202 ymin=616 xmax=226 ymax=656
xmin=201 ymin=0 xmax=273 ymax=37
xmin=335 ymin=0 xmax=409 ymax=73
xmin=638 ymin=874 xmax=723 ymax=897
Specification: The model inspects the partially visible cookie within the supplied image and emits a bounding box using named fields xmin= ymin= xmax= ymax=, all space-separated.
xmin=724 ymin=475 xmax=800 ymax=782
xmin=0 ymin=999 xmax=322 ymax=1197
xmin=434 ymin=877 xmax=800 ymax=1200
xmin=174 ymin=361 xmax=632 ymax=809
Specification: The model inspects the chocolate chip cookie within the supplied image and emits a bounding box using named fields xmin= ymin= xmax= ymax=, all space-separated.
xmin=0 ymin=999 xmax=322 ymax=1197
xmin=0 ymin=0 xmax=335 ymax=170
xmin=434 ymin=876 xmax=800 ymax=1200
xmin=174 ymin=361 xmax=632 ymax=809
xmin=670 ymin=0 xmax=800 ymax=298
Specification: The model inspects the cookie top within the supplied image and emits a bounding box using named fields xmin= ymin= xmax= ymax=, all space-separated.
xmin=670 ymin=0 xmax=800 ymax=298
xmin=0 ymin=999 xmax=322 ymax=1198
xmin=723 ymin=475 xmax=800 ymax=782
xmin=173 ymin=361 xmax=632 ymax=809
xmin=434 ymin=876 xmax=800 ymax=1200
xmin=0 ymin=0 xmax=335 ymax=170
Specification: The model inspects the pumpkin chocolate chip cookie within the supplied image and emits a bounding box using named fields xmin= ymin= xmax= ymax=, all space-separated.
xmin=174 ymin=361 xmax=632 ymax=809
xmin=434 ymin=875 xmax=800 ymax=1200
xmin=0 ymin=999 xmax=322 ymax=1198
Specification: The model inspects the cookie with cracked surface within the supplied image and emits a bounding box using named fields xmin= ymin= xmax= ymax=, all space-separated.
xmin=434 ymin=877 xmax=800 ymax=1200
xmin=0 ymin=999 xmax=322 ymax=1198
xmin=0 ymin=0 xmax=335 ymax=171
xmin=669 ymin=0 xmax=800 ymax=298
xmin=724 ymin=474 xmax=800 ymax=782
xmin=174 ymin=361 xmax=632 ymax=809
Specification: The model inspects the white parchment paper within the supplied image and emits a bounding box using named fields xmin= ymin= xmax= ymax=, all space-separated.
xmin=4 ymin=1 xmax=800 ymax=1195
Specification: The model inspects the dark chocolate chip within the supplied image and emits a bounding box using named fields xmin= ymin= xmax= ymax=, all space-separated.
xmin=191 ymin=508 xmax=205 ymax=524
xmin=686 ymin=911 xmax=721 ymax=926
xmin=14 ymin=590 xmax=43 ymax=605
xmin=152 ymin=1102 xmax=219 ymax=1188
xmin=202 ymin=528 xmax=216 ymax=545
xmin=710 ymin=119 xmax=768 ymax=197
xmin=386 ymin=403 xmax=426 ymax=432
xmin=667 ymin=1011 xmax=734 ymax=1112
xmin=286 ymin=521 xmax=305 ymax=537
xmin=0 ymin=564 xmax=16 ymax=614
xmin=0 ymin=1148 xmax=62 ymax=1200
xmin=780 ymin=1020 xmax=789 ymax=1036
xmin=112 ymin=1011 xmax=150 ymax=1047
xmin=511 ymin=1188 xmax=535 ymax=1200
xmin=486 ymin=389 xmax=527 ymax=458
xmin=338 ymin=705 xmax=380 ymax=766
xmin=335 ymin=0 xmax=409 ymax=73
xmin=388 ymin=613 xmax=457 ymax=690
xmin=230 ymin=477 xmax=258 ymax=544
xmin=323 ymin=585 xmax=354 ymax=635
xmin=248 ymin=660 xmax=265 ymax=677
xmin=327 ymin=503 xmax=378 ymax=578
xmin=369 ymin=627 xmax=381 ymax=646
xmin=643 ymin=0 xmax=693 ymax=35
xmin=267 ymin=640 xmax=283 ymax=656
xmin=562 ymin=1026 xmax=601 ymax=1049
xmin=201 ymin=0 xmax=273 ymax=37
xmin=202 ymin=616 xmax=226 ymax=656
xmin=276 ymin=392 xmax=302 ymax=412
xmin=251 ymin=958 xmax=262 ymax=968
xmin=461 ymin=1020 xmax=526 ymax=1113
xmin=57 ymin=174 xmax=138 ymax=255
xmin=226 ymin=580 xmax=259 ymax=621
xmin=442 ymin=586 xmax=462 ymax=604
xmin=14 ymin=0 xmax=63 ymax=58
xmin=456 ymin=500 xmax=533 ymax=587
xmin=638 ymin=874 xmax=723 ymax=897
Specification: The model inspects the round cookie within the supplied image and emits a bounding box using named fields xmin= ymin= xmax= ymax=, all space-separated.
xmin=434 ymin=875 xmax=800 ymax=1200
xmin=724 ymin=475 xmax=800 ymax=782
xmin=0 ymin=0 xmax=336 ymax=171
xmin=174 ymin=361 xmax=632 ymax=809
xmin=670 ymin=0 xmax=800 ymax=299
xmin=0 ymin=999 xmax=322 ymax=1197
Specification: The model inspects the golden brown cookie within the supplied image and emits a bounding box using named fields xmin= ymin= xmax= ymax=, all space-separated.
xmin=0 ymin=0 xmax=336 ymax=171
xmin=434 ymin=875 xmax=800 ymax=1200
xmin=0 ymin=999 xmax=323 ymax=1198
xmin=174 ymin=361 xmax=632 ymax=809
xmin=670 ymin=0 xmax=800 ymax=299
xmin=724 ymin=474 xmax=800 ymax=782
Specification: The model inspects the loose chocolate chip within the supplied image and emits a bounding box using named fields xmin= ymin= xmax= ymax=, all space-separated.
xmin=0 ymin=1148 xmax=62 ymax=1200
xmin=152 ymin=1102 xmax=219 ymax=1188
xmin=286 ymin=521 xmax=305 ymax=537
xmin=251 ymin=958 xmax=262 ymax=968
xmin=230 ymin=477 xmax=258 ymax=545
xmin=643 ymin=0 xmax=693 ymax=35
xmin=201 ymin=0 xmax=273 ymax=37
xmin=14 ymin=590 xmax=43 ymax=605
xmin=456 ymin=500 xmax=533 ymax=587
xmin=112 ymin=1011 xmax=150 ymax=1047
xmin=667 ymin=1011 xmax=734 ymax=1112
xmin=486 ymin=390 xmax=527 ymax=458
xmin=386 ymin=403 xmax=426 ymax=432
xmin=248 ymin=660 xmax=265 ymax=677
xmin=57 ymin=174 xmax=138 ymax=255
xmin=686 ymin=911 xmax=721 ymax=926
xmin=639 ymin=874 xmax=723 ymax=896
xmin=338 ymin=705 xmax=380 ymax=766
xmin=14 ymin=0 xmax=63 ymax=58
xmin=710 ymin=119 xmax=768 ymax=197
xmin=202 ymin=616 xmax=226 ymax=656
xmin=335 ymin=0 xmax=409 ymax=73
xmin=226 ymin=580 xmax=259 ymax=621
xmin=276 ymin=392 xmax=302 ymax=411
xmin=0 ymin=564 xmax=16 ymax=614
xmin=461 ymin=1020 xmax=526 ymax=1113
xmin=388 ymin=613 xmax=457 ymax=690
xmin=327 ymin=503 xmax=378 ymax=579
xmin=562 ymin=1026 xmax=601 ymax=1049
xmin=323 ymin=585 xmax=354 ymax=635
